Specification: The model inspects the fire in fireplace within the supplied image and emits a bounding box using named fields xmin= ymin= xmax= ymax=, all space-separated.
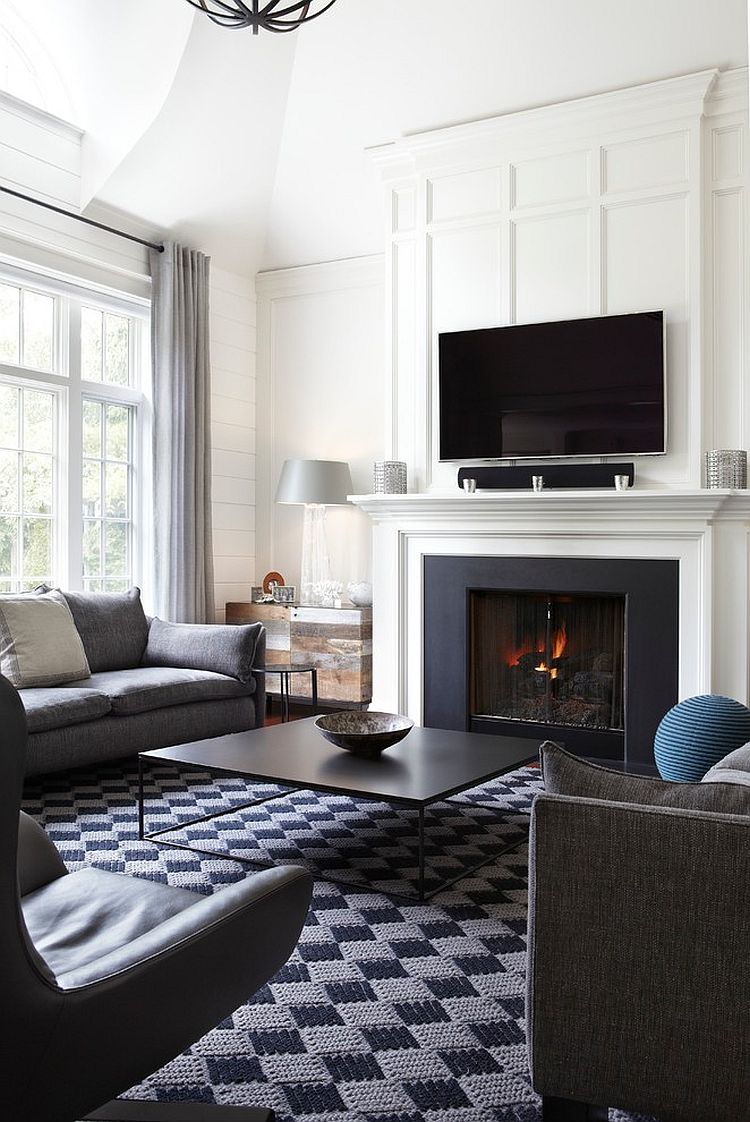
xmin=470 ymin=591 xmax=625 ymax=732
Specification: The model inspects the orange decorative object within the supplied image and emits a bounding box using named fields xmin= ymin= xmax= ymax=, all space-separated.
xmin=262 ymin=571 xmax=285 ymax=593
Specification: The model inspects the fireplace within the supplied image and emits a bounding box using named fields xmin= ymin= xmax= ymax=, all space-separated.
xmin=470 ymin=590 xmax=625 ymax=731
xmin=424 ymin=555 xmax=679 ymax=768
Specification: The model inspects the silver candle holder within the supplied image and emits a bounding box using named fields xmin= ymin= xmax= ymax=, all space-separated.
xmin=705 ymin=450 xmax=747 ymax=489
xmin=373 ymin=461 xmax=407 ymax=494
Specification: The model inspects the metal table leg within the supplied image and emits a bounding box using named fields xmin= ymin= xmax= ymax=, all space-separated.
xmin=138 ymin=755 xmax=145 ymax=839
xmin=417 ymin=806 xmax=426 ymax=901
xmin=280 ymin=671 xmax=290 ymax=722
xmin=311 ymin=668 xmax=318 ymax=713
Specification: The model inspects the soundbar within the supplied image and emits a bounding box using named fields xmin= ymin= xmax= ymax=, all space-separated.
xmin=457 ymin=462 xmax=635 ymax=490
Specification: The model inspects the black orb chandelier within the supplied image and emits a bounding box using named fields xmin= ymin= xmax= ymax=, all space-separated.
xmin=184 ymin=0 xmax=338 ymax=34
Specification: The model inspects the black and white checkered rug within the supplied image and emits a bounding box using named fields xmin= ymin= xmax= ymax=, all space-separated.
xmin=22 ymin=761 xmax=653 ymax=1122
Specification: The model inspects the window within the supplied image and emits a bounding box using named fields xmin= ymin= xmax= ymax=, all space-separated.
xmin=0 ymin=383 xmax=55 ymax=591
xmin=0 ymin=264 xmax=150 ymax=594
xmin=0 ymin=281 xmax=54 ymax=371
xmin=82 ymin=400 xmax=134 ymax=592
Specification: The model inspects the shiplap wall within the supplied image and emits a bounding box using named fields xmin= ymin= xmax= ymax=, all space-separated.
xmin=210 ymin=267 xmax=256 ymax=621
xmin=0 ymin=90 xmax=257 ymax=620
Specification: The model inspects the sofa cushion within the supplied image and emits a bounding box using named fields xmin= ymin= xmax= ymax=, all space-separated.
xmin=142 ymin=618 xmax=262 ymax=685
xmin=540 ymin=740 xmax=750 ymax=816
xmin=19 ymin=687 xmax=112 ymax=733
xmin=0 ymin=591 xmax=91 ymax=688
xmin=61 ymin=587 xmax=149 ymax=672
xmin=703 ymin=743 xmax=750 ymax=787
xmin=64 ymin=667 xmax=250 ymax=716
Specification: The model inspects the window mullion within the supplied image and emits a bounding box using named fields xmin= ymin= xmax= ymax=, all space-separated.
xmin=66 ymin=299 xmax=83 ymax=590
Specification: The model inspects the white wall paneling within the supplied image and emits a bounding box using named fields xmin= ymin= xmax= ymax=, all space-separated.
xmin=704 ymin=84 xmax=750 ymax=459
xmin=355 ymin=67 xmax=750 ymax=724
xmin=512 ymin=150 xmax=591 ymax=209
xmin=602 ymin=131 xmax=689 ymax=193
xmin=429 ymin=168 xmax=503 ymax=224
xmin=371 ymin=68 xmax=749 ymax=494
xmin=255 ymin=256 xmax=385 ymax=597
xmin=391 ymin=238 xmax=417 ymax=464
xmin=392 ymin=185 xmax=417 ymax=235
xmin=513 ymin=209 xmax=592 ymax=324
xmin=603 ymin=193 xmax=692 ymax=484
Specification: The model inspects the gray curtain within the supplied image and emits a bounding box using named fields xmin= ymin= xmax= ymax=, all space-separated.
xmin=149 ymin=242 xmax=215 ymax=624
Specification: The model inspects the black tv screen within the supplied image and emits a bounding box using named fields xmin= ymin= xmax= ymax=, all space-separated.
xmin=438 ymin=311 xmax=665 ymax=460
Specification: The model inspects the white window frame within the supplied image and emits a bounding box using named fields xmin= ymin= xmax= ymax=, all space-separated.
xmin=0 ymin=259 xmax=151 ymax=594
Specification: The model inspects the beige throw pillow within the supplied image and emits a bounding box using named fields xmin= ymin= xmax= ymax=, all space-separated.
xmin=0 ymin=591 xmax=91 ymax=688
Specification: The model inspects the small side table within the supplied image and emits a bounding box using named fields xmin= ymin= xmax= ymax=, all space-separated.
xmin=253 ymin=664 xmax=318 ymax=723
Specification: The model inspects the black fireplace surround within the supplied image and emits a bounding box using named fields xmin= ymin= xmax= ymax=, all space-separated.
xmin=423 ymin=555 xmax=679 ymax=769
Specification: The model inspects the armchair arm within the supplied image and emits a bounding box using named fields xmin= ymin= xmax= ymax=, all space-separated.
xmin=142 ymin=617 xmax=264 ymax=686
xmin=527 ymin=793 xmax=750 ymax=1120
xmin=32 ymin=864 xmax=312 ymax=1117
xmin=56 ymin=864 xmax=311 ymax=990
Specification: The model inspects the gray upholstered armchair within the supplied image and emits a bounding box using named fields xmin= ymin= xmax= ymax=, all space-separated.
xmin=0 ymin=674 xmax=313 ymax=1122
xmin=526 ymin=789 xmax=750 ymax=1121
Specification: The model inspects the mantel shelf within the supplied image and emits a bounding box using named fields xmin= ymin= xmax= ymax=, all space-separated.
xmin=349 ymin=489 xmax=750 ymax=524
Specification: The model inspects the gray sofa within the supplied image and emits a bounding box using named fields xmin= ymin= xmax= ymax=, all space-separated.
xmin=17 ymin=589 xmax=265 ymax=777
xmin=527 ymin=741 xmax=750 ymax=1121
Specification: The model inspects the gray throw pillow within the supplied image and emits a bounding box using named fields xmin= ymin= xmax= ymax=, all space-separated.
xmin=703 ymin=743 xmax=750 ymax=788
xmin=61 ymin=587 xmax=149 ymax=672
xmin=540 ymin=739 xmax=750 ymax=817
xmin=142 ymin=618 xmax=263 ymax=685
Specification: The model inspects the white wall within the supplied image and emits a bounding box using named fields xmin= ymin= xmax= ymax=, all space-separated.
xmin=255 ymin=257 xmax=384 ymax=595
xmin=0 ymin=91 xmax=257 ymax=619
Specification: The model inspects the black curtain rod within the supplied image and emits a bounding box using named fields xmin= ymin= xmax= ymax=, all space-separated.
xmin=0 ymin=184 xmax=165 ymax=253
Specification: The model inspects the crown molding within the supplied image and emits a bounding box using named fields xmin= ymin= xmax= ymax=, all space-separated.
xmin=256 ymin=253 xmax=384 ymax=300
xmin=369 ymin=69 xmax=722 ymax=178
xmin=705 ymin=67 xmax=749 ymax=117
xmin=0 ymin=89 xmax=82 ymax=142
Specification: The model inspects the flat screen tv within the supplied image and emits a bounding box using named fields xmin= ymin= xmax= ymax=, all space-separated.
xmin=438 ymin=311 xmax=666 ymax=461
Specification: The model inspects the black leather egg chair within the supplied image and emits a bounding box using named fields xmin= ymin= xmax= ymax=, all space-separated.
xmin=0 ymin=673 xmax=313 ymax=1122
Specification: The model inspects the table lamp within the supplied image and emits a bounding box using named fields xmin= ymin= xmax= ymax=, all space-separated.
xmin=275 ymin=459 xmax=353 ymax=605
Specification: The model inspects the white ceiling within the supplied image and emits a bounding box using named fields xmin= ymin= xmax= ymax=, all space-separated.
xmin=2 ymin=0 xmax=748 ymax=277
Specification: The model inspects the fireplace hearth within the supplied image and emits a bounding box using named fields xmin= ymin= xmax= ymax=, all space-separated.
xmin=424 ymin=555 xmax=679 ymax=768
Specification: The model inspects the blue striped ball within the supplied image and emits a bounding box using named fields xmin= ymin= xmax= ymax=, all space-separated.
xmin=653 ymin=694 xmax=750 ymax=781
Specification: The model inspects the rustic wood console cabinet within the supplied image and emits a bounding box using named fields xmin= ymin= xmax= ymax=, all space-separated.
xmin=225 ymin=602 xmax=372 ymax=709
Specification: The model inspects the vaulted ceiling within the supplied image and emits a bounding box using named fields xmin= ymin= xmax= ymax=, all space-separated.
xmin=4 ymin=0 xmax=748 ymax=277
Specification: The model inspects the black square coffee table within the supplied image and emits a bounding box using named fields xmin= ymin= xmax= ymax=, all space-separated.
xmin=138 ymin=719 xmax=538 ymax=900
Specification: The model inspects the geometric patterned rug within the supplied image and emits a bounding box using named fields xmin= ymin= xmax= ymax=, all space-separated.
xmin=22 ymin=762 xmax=654 ymax=1122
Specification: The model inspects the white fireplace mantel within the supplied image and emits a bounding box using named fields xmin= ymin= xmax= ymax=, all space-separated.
xmin=350 ymin=489 xmax=750 ymax=723
xmin=351 ymin=489 xmax=750 ymax=523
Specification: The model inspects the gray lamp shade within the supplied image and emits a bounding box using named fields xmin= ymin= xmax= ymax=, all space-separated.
xmin=275 ymin=459 xmax=353 ymax=506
